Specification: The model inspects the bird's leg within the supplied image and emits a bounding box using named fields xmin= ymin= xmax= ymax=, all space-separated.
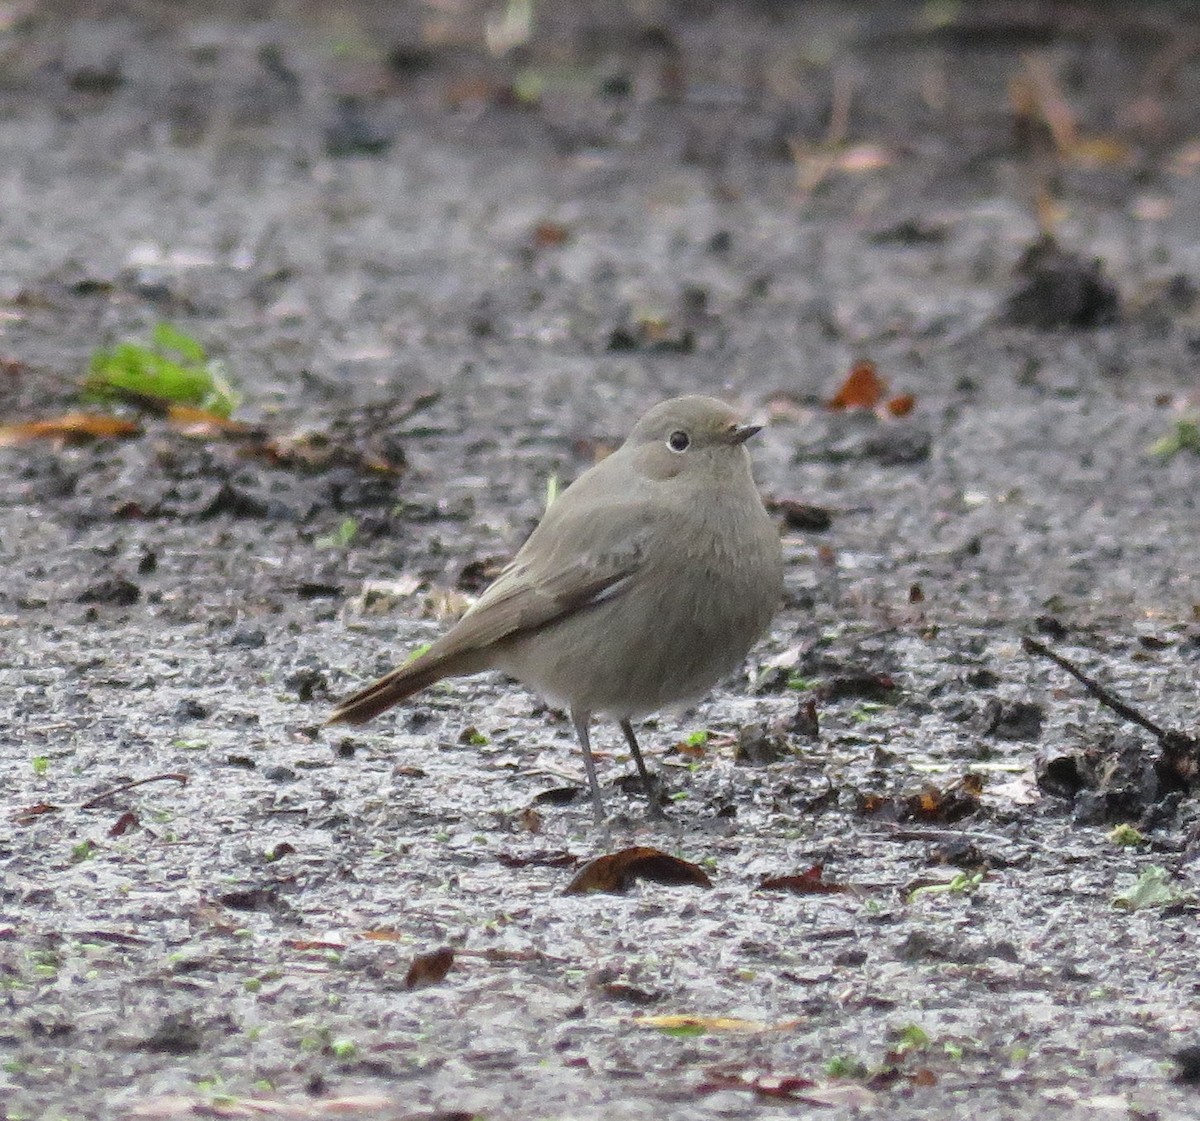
xmin=571 ymin=710 xmax=606 ymax=825
xmin=619 ymin=719 xmax=665 ymax=819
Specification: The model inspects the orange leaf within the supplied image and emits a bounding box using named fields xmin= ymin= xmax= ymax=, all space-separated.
xmin=827 ymin=361 xmax=885 ymax=410
xmin=886 ymin=393 xmax=916 ymax=417
xmin=0 ymin=412 xmax=139 ymax=445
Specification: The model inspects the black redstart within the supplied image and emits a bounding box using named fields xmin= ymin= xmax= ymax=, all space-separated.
xmin=328 ymin=395 xmax=783 ymax=821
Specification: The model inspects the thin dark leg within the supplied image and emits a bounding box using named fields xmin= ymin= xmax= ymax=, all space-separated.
xmin=619 ymin=719 xmax=665 ymax=818
xmin=571 ymin=709 xmax=605 ymax=824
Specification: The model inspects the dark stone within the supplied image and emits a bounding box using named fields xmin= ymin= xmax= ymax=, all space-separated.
xmin=1003 ymin=236 xmax=1120 ymax=330
xmin=1174 ymin=1044 xmax=1200 ymax=1083
xmin=387 ymin=43 xmax=438 ymax=74
xmin=285 ymin=666 xmax=328 ymax=702
xmin=707 ymin=230 xmax=732 ymax=254
xmin=324 ymin=97 xmax=394 ymax=157
xmin=971 ymin=697 xmax=1042 ymax=740
xmin=76 ymin=576 xmax=139 ymax=606
xmin=863 ymin=426 xmax=933 ymax=465
xmin=734 ymin=722 xmax=789 ymax=765
xmin=136 ymin=1013 xmax=202 ymax=1055
xmin=174 ymin=698 xmax=209 ymax=721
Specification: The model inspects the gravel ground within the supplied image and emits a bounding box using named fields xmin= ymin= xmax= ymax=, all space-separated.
xmin=2 ymin=2 xmax=1199 ymax=1119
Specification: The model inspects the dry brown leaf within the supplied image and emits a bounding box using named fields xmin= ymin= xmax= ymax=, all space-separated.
xmin=108 ymin=811 xmax=139 ymax=837
xmin=699 ymin=1067 xmax=877 ymax=1107
xmin=1067 ymin=136 xmax=1131 ymax=168
xmin=531 ymin=220 xmax=570 ymax=248
xmin=12 ymin=801 xmax=60 ymax=824
xmin=0 ymin=412 xmax=140 ymax=445
xmin=126 ymin=1092 xmax=403 ymax=1119
xmin=859 ymin=774 xmax=983 ymax=823
xmin=671 ymin=737 xmax=708 ymax=760
xmin=758 ymin=863 xmax=852 ymax=895
xmin=699 ymin=1067 xmax=855 ymax=1103
xmin=421 ymin=586 xmax=472 ymax=621
xmin=189 ymin=899 xmax=240 ymax=935
xmin=405 ymin=946 xmax=455 ymax=989
xmin=496 ymin=849 xmax=578 ymax=869
xmin=165 ymin=402 xmax=251 ymax=436
xmin=247 ymin=430 xmax=404 ymax=475
xmin=636 ymin=1014 xmax=800 ymax=1033
xmin=765 ymin=497 xmax=834 ymax=531
xmin=359 ymin=928 xmax=405 ymax=942
xmin=518 ymin=806 xmax=543 ymax=833
xmin=564 ymin=846 xmax=712 ymax=894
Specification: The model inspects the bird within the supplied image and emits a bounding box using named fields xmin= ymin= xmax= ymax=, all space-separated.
xmin=327 ymin=395 xmax=784 ymax=822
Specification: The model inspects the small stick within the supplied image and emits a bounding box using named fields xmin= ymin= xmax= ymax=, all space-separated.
xmin=80 ymin=772 xmax=189 ymax=809
xmin=879 ymin=826 xmax=1026 ymax=849
xmin=1021 ymin=637 xmax=1175 ymax=744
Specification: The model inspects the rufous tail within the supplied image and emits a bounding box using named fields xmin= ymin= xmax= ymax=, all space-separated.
xmin=326 ymin=658 xmax=451 ymax=725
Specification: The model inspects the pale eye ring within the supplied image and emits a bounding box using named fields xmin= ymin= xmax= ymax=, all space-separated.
xmin=667 ymin=430 xmax=690 ymax=453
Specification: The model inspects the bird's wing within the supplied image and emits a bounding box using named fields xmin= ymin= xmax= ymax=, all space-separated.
xmin=428 ymin=500 xmax=656 ymax=658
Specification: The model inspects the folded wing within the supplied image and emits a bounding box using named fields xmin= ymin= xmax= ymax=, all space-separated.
xmin=327 ymin=500 xmax=655 ymax=724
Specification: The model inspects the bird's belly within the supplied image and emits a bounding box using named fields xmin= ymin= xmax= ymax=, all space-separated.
xmin=493 ymin=566 xmax=775 ymax=718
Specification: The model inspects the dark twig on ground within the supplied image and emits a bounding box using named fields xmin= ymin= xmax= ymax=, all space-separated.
xmin=80 ymin=772 xmax=190 ymax=809
xmin=1022 ymin=637 xmax=1199 ymax=787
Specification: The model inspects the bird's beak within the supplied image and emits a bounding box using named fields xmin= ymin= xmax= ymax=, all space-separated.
xmin=730 ymin=423 xmax=763 ymax=445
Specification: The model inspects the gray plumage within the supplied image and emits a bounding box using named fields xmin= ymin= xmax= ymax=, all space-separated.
xmin=328 ymin=395 xmax=784 ymax=821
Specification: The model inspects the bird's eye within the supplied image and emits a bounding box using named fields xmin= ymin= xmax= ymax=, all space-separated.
xmin=667 ymin=430 xmax=690 ymax=453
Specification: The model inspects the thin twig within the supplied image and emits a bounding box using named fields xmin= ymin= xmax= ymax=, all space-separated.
xmin=80 ymin=772 xmax=189 ymax=809
xmin=871 ymin=825 xmax=1029 ymax=849
xmin=1021 ymin=637 xmax=1173 ymax=743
